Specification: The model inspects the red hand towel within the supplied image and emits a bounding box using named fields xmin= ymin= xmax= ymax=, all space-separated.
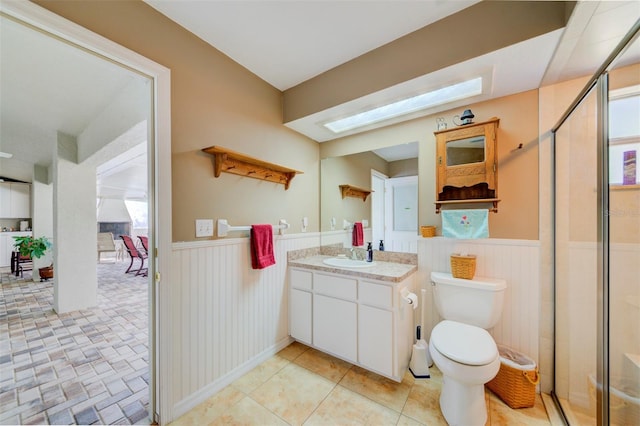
xmin=352 ymin=222 xmax=364 ymax=247
xmin=251 ymin=224 xmax=276 ymax=269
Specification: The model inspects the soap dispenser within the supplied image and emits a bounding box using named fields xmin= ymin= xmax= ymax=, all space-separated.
xmin=379 ymin=240 xmax=385 ymax=251
xmin=366 ymin=242 xmax=373 ymax=262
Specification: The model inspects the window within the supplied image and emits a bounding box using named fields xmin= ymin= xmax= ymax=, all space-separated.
xmin=125 ymin=200 xmax=148 ymax=229
xmin=609 ymin=86 xmax=639 ymax=186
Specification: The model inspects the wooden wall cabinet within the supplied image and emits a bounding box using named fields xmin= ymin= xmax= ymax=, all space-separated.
xmin=434 ymin=117 xmax=500 ymax=213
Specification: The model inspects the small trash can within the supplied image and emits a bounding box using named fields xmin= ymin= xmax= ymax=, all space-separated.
xmin=486 ymin=345 xmax=539 ymax=408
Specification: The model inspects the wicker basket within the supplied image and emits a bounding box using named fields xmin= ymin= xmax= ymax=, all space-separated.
xmin=450 ymin=254 xmax=476 ymax=279
xmin=486 ymin=350 xmax=539 ymax=409
xmin=420 ymin=226 xmax=436 ymax=237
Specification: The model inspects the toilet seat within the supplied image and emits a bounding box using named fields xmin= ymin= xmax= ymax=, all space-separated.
xmin=431 ymin=320 xmax=497 ymax=366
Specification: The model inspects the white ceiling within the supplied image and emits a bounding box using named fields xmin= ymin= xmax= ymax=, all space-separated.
xmin=0 ymin=12 xmax=149 ymax=198
xmin=1 ymin=0 xmax=639 ymax=192
xmin=144 ymin=0 xmax=480 ymax=91
xmin=144 ymin=0 xmax=640 ymax=146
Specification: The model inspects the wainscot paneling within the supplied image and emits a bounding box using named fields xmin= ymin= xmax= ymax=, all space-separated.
xmin=418 ymin=237 xmax=541 ymax=368
xmin=170 ymin=232 xmax=320 ymax=418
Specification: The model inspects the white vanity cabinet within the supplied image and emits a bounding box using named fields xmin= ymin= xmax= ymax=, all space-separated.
xmin=288 ymin=263 xmax=416 ymax=382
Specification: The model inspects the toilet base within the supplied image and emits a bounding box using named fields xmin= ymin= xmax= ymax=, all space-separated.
xmin=440 ymin=376 xmax=487 ymax=426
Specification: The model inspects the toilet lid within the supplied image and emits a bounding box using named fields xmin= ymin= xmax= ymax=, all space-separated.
xmin=431 ymin=320 xmax=498 ymax=366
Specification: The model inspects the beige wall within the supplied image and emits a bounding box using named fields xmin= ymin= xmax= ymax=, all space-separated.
xmin=35 ymin=0 xmax=320 ymax=242
xmin=320 ymin=152 xmax=388 ymax=232
xmin=389 ymin=158 xmax=418 ymax=177
xmin=321 ymin=90 xmax=540 ymax=240
xmin=37 ymin=1 xmax=551 ymax=243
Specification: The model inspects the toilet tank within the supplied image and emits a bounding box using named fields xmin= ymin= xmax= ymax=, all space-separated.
xmin=431 ymin=271 xmax=506 ymax=329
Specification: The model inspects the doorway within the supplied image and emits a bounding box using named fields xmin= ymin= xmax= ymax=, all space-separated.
xmin=1 ymin=2 xmax=172 ymax=423
xmin=371 ymin=171 xmax=419 ymax=253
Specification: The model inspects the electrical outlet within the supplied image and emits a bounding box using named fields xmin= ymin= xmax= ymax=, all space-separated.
xmin=195 ymin=219 xmax=214 ymax=237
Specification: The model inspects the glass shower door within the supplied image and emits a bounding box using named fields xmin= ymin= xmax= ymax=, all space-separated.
xmin=607 ymin=49 xmax=640 ymax=426
xmin=554 ymin=40 xmax=640 ymax=425
xmin=554 ymin=87 xmax=599 ymax=424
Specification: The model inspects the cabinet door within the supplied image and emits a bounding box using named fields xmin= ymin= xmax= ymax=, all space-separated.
xmin=10 ymin=183 xmax=30 ymax=218
xmin=358 ymin=305 xmax=393 ymax=377
xmin=313 ymin=294 xmax=357 ymax=363
xmin=0 ymin=183 xmax=10 ymax=217
xmin=290 ymin=288 xmax=312 ymax=345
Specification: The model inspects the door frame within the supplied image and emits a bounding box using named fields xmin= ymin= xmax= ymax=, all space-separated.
xmin=371 ymin=169 xmax=388 ymax=247
xmin=1 ymin=2 xmax=173 ymax=423
xmin=384 ymin=175 xmax=419 ymax=253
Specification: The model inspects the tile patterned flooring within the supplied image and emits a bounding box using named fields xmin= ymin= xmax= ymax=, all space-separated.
xmin=2 ymin=262 xmax=552 ymax=426
xmin=171 ymin=341 xmax=552 ymax=426
xmin=0 ymin=262 xmax=149 ymax=425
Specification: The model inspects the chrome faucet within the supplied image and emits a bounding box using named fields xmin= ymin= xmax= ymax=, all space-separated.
xmin=349 ymin=247 xmax=358 ymax=260
xmin=350 ymin=248 xmax=361 ymax=260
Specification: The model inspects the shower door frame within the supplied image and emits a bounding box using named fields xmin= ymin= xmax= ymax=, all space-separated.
xmin=550 ymin=20 xmax=640 ymax=425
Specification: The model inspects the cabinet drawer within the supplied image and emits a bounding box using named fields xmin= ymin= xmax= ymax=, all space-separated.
xmin=359 ymin=281 xmax=393 ymax=309
xmin=290 ymin=269 xmax=313 ymax=291
xmin=314 ymin=273 xmax=357 ymax=300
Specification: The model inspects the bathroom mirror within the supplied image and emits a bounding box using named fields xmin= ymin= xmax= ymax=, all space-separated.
xmin=320 ymin=142 xmax=419 ymax=253
xmin=446 ymin=135 xmax=485 ymax=166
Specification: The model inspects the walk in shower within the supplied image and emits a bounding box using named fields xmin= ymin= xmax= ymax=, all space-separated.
xmin=552 ymin=19 xmax=640 ymax=425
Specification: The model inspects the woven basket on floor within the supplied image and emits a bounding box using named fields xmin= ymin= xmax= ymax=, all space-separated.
xmin=450 ymin=254 xmax=476 ymax=279
xmin=486 ymin=362 xmax=539 ymax=408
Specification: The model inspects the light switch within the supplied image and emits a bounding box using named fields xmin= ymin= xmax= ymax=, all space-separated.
xmin=195 ymin=219 xmax=214 ymax=237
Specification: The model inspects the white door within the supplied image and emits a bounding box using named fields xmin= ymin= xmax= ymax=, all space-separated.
xmin=384 ymin=175 xmax=418 ymax=253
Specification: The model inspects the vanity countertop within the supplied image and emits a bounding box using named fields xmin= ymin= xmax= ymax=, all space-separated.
xmin=288 ymin=255 xmax=417 ymax=283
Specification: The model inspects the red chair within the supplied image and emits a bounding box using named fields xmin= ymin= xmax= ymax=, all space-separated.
xmin=120 ymin=235 xmax=148 ymax=277
xmin=138 ymin=235 xmax=149 ymax=255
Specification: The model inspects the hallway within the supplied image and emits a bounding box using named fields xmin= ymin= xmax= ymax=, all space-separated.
xmin=0 ymin=262 xmax=150 ymax=425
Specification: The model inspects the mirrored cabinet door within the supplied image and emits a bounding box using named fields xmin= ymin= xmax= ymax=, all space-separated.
xmin=434 ymin=117 xmax=500 ymax=212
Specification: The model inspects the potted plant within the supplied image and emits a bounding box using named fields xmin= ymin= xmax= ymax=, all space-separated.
xmin=13 ymin=235 xmax=53 ymax=280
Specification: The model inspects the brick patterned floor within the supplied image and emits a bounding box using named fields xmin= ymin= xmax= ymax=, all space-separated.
xmin=0 ymin=262 xmax=150 ymax=425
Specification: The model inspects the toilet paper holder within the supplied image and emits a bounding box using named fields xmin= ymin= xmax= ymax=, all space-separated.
xmin=401 ymin=287 xmax=418 ymax=309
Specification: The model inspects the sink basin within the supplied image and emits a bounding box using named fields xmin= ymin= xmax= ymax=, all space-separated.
xmin=323 ymin=257 xmax=377 ymax=268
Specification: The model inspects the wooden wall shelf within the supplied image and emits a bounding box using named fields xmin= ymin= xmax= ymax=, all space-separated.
xmin=202 ymin=145 xmax=302 ymax=190
xmin=435 ymin=198 xmax=500 ymax=214
xmin=339 ymin=184 xmax=373 ymax=202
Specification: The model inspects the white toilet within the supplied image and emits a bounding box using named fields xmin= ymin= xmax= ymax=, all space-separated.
xmin=428 ymin=271 xmax=507 ymax=426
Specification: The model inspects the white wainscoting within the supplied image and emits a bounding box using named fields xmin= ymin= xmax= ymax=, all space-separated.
xmin=169 ymin=232 xmax=320 ymax=418
xmin=418 ymin=237 xmax=541 ymax=366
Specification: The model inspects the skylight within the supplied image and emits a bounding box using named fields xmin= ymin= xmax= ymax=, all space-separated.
xmin=324 ymin=77 xmax=483 ymax=133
